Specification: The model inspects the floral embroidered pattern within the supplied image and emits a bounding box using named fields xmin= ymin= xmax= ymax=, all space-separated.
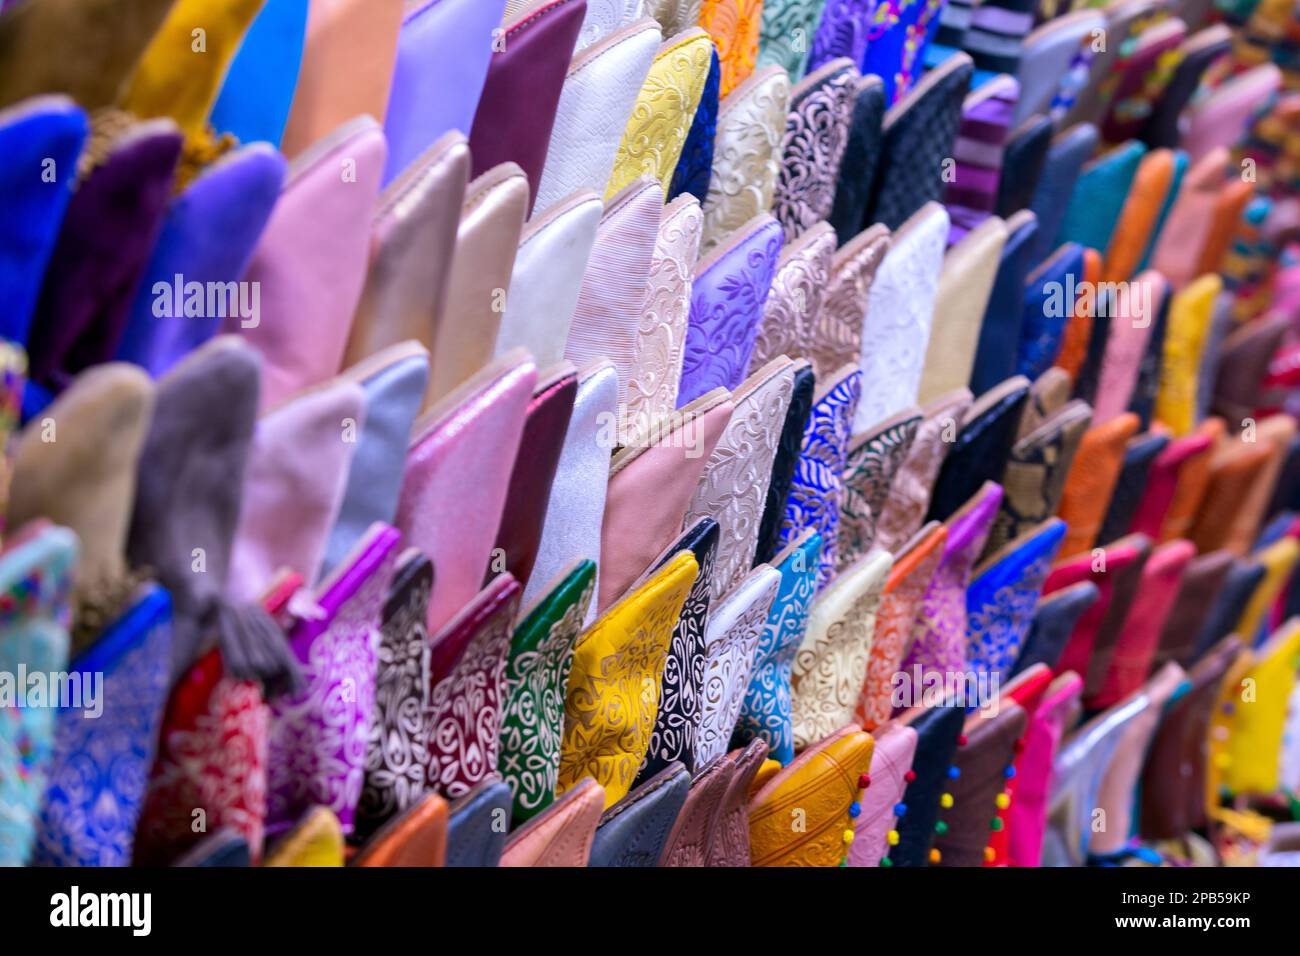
xmin=627 ymin=197 xmax=703 ymax=433
xmin=814 ymin=225 xmax=889 ymax=379
xmin=640 ymin=524 xmax=716 ymax=783
xmin=758 ymin=0 xmax=830 ymax=77
xmin=695 ymin=569 xmax=780 ymax=767
xmin=758 ymin=365 xmax=816 ymax=567
xmin=643 ymin=0 xmax=705 ymax=35
xmin=500 ymin=564 xmax=594 ymax=822
xmin=733 ymin=533 xmax=824 ymax=764
xmin=892 ymin=0 xmax=945 ymax=102
xmin=135 ymin=650 xmax=269 ymax=865
xmin=781 ymin=369 xmax=863 ymax=587
xmin=668 ymin=49 xmax=720 ymax=203
xmin=355 ymin=557 xmax=433 ymax=840
xmin=36 ymin=587 xmax=172 ymax=866
xmin=901 ymin=486 xmax=1002 ymax=686
xmin=685 ymin=361 xmax=797 ymax=602
xmin=607 ymin=31 xmax=715 ymax=200
xmin=874 ymin=391 xmax=970 ymax=553
xmin=838 ymin=408 xmax=923 ymax=572
xmin=426 ymin=583 xmax=518 ymax=799
xmin=0 ymin=560 xmax=70 ymax=634
xmin=267 ymin=536 xmax=397 ymax=838
xmin=700 ymin=67 xmax=791 ymax=253
xmin=984 ymin=405 xmax=1090 ymax=558
xmin=791 ymin=553 xmax=891 ymax=750
xmin=750 ymin=223 xmax=837 ymax=371
xmin=808 ymin=0 xmax=877 ymax=72
xmin=679 ymin=217 xmax=785 ymax=407
xmin=700 ymin=0 xmax=765 ymax=97
xmin=966 ymin=534 xmax=1062 ymax=683
xmin=856 ymin=536 xmax=945 ymax=730
xmin=558 ymin=554 xmax=697 ymax=807
xmin=772 ymin=60 xmax=860 ymax=241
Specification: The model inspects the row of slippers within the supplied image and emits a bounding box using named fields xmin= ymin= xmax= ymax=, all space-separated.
xmin=3 ymin=0 xmax=1300 ymax=865
xmin=4 ymin=338 xmax=1300 ymax=868
xmin=80 ymin=608 xmax=1300 ymax=868
xmin=4 ymin=0 xmax=1297 ymax=410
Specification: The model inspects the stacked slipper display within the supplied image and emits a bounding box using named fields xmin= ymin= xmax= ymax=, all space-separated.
xmin=2 ymin=0 xmax=1300 ymax=868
